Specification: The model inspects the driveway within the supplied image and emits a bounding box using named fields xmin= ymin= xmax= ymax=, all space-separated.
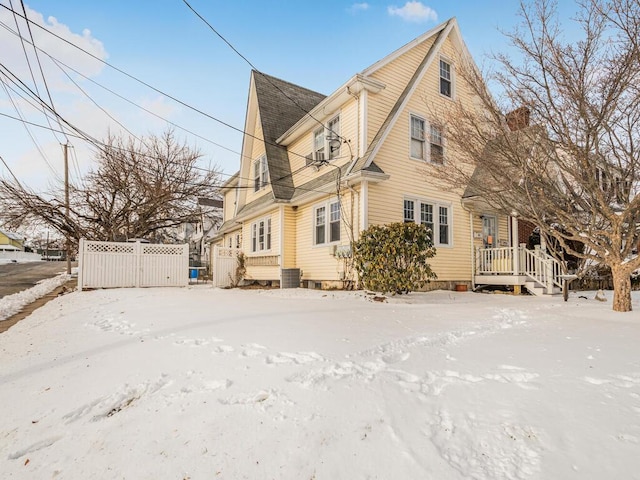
xmin=0 ymin=261 xmax=75 ymax=299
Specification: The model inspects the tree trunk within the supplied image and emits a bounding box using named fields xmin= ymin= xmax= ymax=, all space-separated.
xmin=611 ymin=266 xmax=633 ymax=312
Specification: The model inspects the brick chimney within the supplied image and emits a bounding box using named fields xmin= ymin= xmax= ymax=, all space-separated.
xmin=506 ymin=106 xmax=531 ymax=131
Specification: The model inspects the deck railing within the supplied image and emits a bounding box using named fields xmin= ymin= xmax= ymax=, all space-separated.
xmin=476 ymin=246 xmax=563 ymax=291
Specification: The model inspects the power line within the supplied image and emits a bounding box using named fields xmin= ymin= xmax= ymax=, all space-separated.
xmin=0 ymin=74 xmax=62 ymax=180
xmin=181 ymin=0 xmax=348 ymax=146
xmin=0 ymin=109 xmax=351 ymax=197
xmin=0 ymin=152 xmax=23 ymax=186
xmin=0 ymin=8 xmax=349 ymax=198
xmin=14 ymin=0 xmax=69 ymax=144
xmin=0 ymin=17 xmax=247 ymax=161
xmin=0 ymin=5 xmax=319 ymax=164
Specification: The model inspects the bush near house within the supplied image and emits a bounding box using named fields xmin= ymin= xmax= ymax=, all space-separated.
xmin=353 ymin=222 xmax=437 ymax=295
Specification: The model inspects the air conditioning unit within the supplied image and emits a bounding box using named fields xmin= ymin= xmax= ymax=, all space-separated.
xmin=305 ymin=151 xmax=325 ymax=166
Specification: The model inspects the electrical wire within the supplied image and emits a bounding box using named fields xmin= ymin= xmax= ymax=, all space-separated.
xmin=15 ymin=0 xmax=70 ymax=144
xmin=0 ymin=74 xmax=62 ymax=181
xmin=0 ymin=6 xmax=354 ymax=201
xmin=0 ymin=152 xmax=23 ymax=186
xmin=0 ymin=5 xmax=323 ymax=165
xmin=181 ymin=0 xmax=347 ymax=146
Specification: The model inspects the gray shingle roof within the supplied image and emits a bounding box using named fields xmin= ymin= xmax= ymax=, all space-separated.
xmin=252 ymin=71 xmax=326 ymax=201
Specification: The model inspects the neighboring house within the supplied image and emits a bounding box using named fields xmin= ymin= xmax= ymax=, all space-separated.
xmin=177 ymin=209 xmax=222 ymax=267
xmin=212 ymin=18 xmax=561 ymax=294
xmin=0 ymin=228 xmax=24 ymax=250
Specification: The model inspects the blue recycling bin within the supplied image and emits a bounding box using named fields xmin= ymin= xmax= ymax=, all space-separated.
xmin=189 ymin=268 xmax=198 ymax=280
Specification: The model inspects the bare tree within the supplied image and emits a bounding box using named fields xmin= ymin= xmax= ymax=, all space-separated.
xmin=0 ymin=130 xmax=222 ymax=246
xmin=435 ymin=0 xmax=640 ymax=311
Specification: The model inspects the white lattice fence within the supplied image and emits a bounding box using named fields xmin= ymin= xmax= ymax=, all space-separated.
xmin=78 ymin=239 xmax=189 ymax=290
xmin=213 ymin=246 xmax=241 ymax=288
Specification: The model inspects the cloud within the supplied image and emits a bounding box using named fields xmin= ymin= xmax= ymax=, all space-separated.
xmin=0 ymin=6 xmax=108 ymax=89
xmin=387 ymin=1 xmax=437 ymax=23
xmin=348 ymin=2 xmax=370 ymax=14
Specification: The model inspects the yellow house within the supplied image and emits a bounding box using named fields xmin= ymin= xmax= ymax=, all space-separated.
xmin=0 ymin=228 xmax=24 ymax=250
xmin=212 ymin=18 xmax=562 ymax=295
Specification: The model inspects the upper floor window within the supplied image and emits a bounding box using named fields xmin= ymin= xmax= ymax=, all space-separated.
xmin=253 ymin=155 xmax=269 ymax=192
xmin=314 ymin=200 xmax=341 ymax=245
xmin=410 ymin=115 xmax=445 ymax=163
xmin=430 ymin=125 xmax=444 ymax=164
xmin=404 ymin=197 xmax=452 ymax=246
xmin=312 ymin=115 xmax=341 ymax=162
xmin=440 ymin=59 xmax=452 ymax=97
xmin=410 ymin=115 xmax=426 ymax=160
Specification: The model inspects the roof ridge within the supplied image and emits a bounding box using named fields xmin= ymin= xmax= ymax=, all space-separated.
xmin=252 ymin=70 xmax=326 ymax=100
xmin=347 ymin=18 xmax=456 ymax=175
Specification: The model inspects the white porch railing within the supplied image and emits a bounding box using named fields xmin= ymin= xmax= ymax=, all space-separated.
xmin=476 ymin=246 xmax=563 ymax=291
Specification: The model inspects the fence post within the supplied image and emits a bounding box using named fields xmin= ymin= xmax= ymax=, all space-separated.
xmin=77 ymin=238 xmax=84 ymax=291
xmin=183 ymin=243 xmax=189 ymax=286
xmin=135 ymin=240 xmax=142 ymax=288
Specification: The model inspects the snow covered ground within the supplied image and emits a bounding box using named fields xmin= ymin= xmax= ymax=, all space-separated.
xmin=0 ymin=273 xmax=71 ymax=321
xmin=1 ymin=286 xmax=639 ymax=479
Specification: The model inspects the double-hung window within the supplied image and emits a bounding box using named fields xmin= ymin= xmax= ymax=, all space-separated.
xmin=313 ymin=115 xmax=341 ymax=162
xmin=404 ymin=197 xmax=451 ymax=246
xmin=314 ymin=200 xmax=340 ymax=245
xmin=410 ymin=115 xmax=445 ymax=163
xmin=313 ymin=128 xmax=326 ymax=162
xmin=327 ymin=116 xmax=340 ymax=160
xmin=250 ymin=217 xmax=271 ymax=252
xmin=410 ymin=115 xmax=426 ymax=160
xmin=430 ymin=125 xmax=444 ymax=164
xmin=440 ymin=59 xmax=452 ymax=97
xmin=253 ymin=155 xmax=269 ymax=192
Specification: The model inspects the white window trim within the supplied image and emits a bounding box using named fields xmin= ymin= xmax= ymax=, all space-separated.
xmin=312 ymin=199 xmax=341 ymax=247
xmin=438 ymin=56 xmax=455 ymax=100
xmin=253 ymin=155 xmax=269 ymax=192
xmin=403 ymin=195 xmax=453 ymax=248
xmin=409 ymin=113 xmax=426 ymax=161
xmin=312 ymin=114 xmax=341 ymax=162
xmin=249 ymin=216 xmax=272 ymax=253
xmin=408 ymin=113 xmax=446 ymax=165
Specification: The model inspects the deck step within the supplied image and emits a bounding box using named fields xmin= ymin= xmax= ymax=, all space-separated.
xmin=524 ymin=281 xmax=545 ymax=296
xmin=524 ymin=281 xmax=562 ymax=296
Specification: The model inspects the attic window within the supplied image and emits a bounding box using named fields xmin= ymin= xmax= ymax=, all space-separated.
xmin=439 ymin=59 xmax=452 ymax=97
xmin=253 ymin=155 xmax=269 ymax=192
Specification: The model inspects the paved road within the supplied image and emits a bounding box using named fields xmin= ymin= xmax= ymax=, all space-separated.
xmin=0 ymin=261 xmax=75 ymax=299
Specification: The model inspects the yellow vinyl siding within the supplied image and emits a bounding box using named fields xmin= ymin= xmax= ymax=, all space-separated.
xmin=288 ymin=98 xmax=358 ymax=189
xmin=283 ymin=206 xmax=297 ymax=268
xmin=365 ymin=35 xmax=476 ymax=282
xmin=295 ymin=194 xmax=353 ymax=281
xmin=223 ymin=187 xmax=236 ymax=221
xmin=245 ymin=111 xmax=273 ymax=204
xmin=242 ymin=209 xmax=280 ymax=281
xmin=366 ymin=37 xmax=435 ymax=146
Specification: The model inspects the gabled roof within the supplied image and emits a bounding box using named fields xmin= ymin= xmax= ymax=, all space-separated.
xmin=347 ymin=18 xmax=457 ymax=176
xmin=252 ymin=71 xmax=326 ymax=200
xmin=463 ymin=126 xmax=545 ymax=199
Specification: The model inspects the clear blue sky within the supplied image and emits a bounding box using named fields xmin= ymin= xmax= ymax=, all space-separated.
xmin=0 ymin=1 xmax=582 ymax=191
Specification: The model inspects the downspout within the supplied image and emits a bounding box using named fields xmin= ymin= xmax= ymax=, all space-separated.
xmin=279 ymin=205 xmax=285 ymax=289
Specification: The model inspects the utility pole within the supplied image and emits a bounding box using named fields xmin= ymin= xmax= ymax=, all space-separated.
xmin=64 ymin=143 xmax=71 ymax=275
